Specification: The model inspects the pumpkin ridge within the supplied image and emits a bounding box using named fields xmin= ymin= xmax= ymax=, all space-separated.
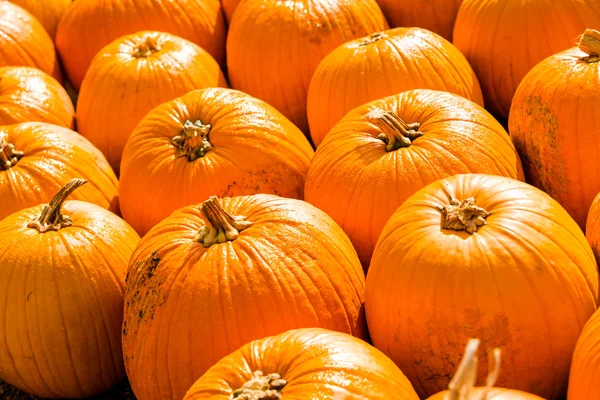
xmin=365 ymin=108 xmax=423 ymax=151
xmin=232 ymin=370 xmax=287 ymax=399
xmin=27 ymin=179 xmax=87 ymax=233
xmin=196 ymin=196 xmax=253 ymax=247
xmin=438 ymin=196 xmax=491 ymax=234
xmin=579 ymin=28 xmax=600 ymax=62
xmin=0 ymin=136 xmax=24 ymax=170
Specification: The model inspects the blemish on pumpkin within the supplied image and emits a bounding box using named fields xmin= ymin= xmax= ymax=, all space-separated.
xmin=26 ymin=291 xmax=33 ymax=301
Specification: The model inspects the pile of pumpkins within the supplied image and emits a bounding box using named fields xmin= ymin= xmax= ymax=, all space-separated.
xmin=1 ymin=0 xmax=600 ymax=399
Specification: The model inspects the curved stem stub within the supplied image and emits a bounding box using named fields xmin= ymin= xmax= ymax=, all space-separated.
xmin=438 ymin=197 xmax=490 ymax=234
xmin=365 ymin=108 xmax=423 ymax=151
xmin=196 ymin=196 xmax=253 ymax=247
xmin=0 ymin=137 xmax=24 ymax=170
xmin=579 ymin=28 xmax=600 ymax=63
xmin=172 ymin=119 xmax=213 ymax=161
xmin=448 ymin=339 xmax=502 ymax=400
xmin=27 ymin=178 xmax=87 ymax=233
xmin=233 ymin=370 xmax=287 ymax=400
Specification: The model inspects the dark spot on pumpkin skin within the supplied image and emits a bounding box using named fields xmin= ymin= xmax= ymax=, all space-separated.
xmin=26 ymin=292 xmax=32 ymax=302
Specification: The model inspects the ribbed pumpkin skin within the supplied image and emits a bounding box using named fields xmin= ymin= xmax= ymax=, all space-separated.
xmin=509 ymin=45 xmax=600 ymax=229
xmin=0 ymin=67 xmax=74 ymax=128
xmin=183 ymin=328 xmax=419 ymax=400
xmin=568 ymin=308 xmax=600 ymax=399
xmin=56 ymin=0 xmax=226 ymax=90
xmin=0 ymin=200 xmax=140 ymax=398
xmin=76 ymin=31 xmax=227 ymax=174
xmin=305 ymin=90 xmax=523 ymax=268
xmin=427 ymin=388 xmax=544 ymax=400
xmin=227 ymin=0 xmax=388 ymax=134
xmin=366 ymin=174 xmax=599 ymax=399
xmin=454 ymin=0 xmax=600 ymax=118
xmin=222 ymin=0 xmax=242 ymax=24
xmin=307 ymin=27 xmax=483 ymax=146
xmin=587 ymin=193 xmax=600 ymax=263
xmin=0 ymin=123 xmax=119 ymax=220
xmin=123 ymin=195 xmax=366 ymax=400
xmin=0 ymin=2 xmax=61 ymax=81
xmin=120 ymin=88 xmax=314 ymax=236
xmin=376 ymin=0 xmax=463 ymax=41
xmin=8 ymin=0 xmax=72 ymax=38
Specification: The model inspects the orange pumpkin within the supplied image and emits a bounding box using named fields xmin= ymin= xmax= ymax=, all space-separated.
xmin=183 ymin=328 xmax=419 ymax=400
xmin=587 ymin=191 xmax=600 ymax=262
xmin=365 ymin=173 xmax=599 ymax=399
xmin=305 ymin=89 xmax=523 ymax=268
xmin=123 ymin=195 xmax=366 ymax=400
xmin=375 ymin=0 xmax=463 ymax=41
xmin=222 ymin=0 xmax=241 ymax=24
xmin=0 ymin=179 xmax=140 ymax=398
xmin=454 ymin=0 xmax=600 ymax=118
xmin=0 ymin=1 xmax=61 ymax=81
xmin=227 ymin=0 xmax=388 ymax=134
xmin=509 ymin=29 xmax=600 ymax=229
xmin=119 ymin=88 xmax=314 ymax=236
xmin=8 ymin=0 xmax=72 ymax=38
xmin=0 ymin=122 xmax=119 ymax=220
xmin=568 ymin=308 xmax=600 ymax=399
xmin=76 ymin=31 xmax=226 ymax=174
xmin=56 ymin=0 xmax=226 ymax=90
xmin=307 ymin=27 xmax=483 ymax=146
xmin=0 ymin=66 xmax=74 ymax=128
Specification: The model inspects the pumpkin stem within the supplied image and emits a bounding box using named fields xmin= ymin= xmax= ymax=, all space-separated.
xmin=579 ymin=29 xmax=600 ymax=63
xmin=27 ymin=178 xmax=87 ymax=233
xmin=232 ymin=371 xmax=287 ymax=400
xmin=448 ymin=339 xmax=502 ymax=400
xmin=437 ymin=197 xmax=490 ymax=234
xmin=360 ymin=31 xmax=388 ymax=46
xmin=0 ymin=136 xmax=24 ymax=170
xmin=172 ymin=119 xmax=213 ymax=161
xmin=132 ymin=34 xmax=162 ymax=58
xmin=365 ymin=108 xmax=423 ymax=151
xmin=196 ymin=196 xmax=253 ymax=247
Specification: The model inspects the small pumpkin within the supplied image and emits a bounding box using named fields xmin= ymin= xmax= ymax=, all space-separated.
xmin=119 ymin=88 xmax=313 ymax=236
xmin=183 ymin=328 xmax=419 ymax=400
xmin=509 ymin=29 xmax=600 ymax=229
xmin=0 ymin=122 xmax=119 ymax=220
xmin=426 ymin=339 xmax=545 ymax=400
xmin=227 ymin=0 xmax=388 ymax=134
xmin=375 ymin=0 xmax=463 ymax=41
xmin=307 ymin=27 xmax=483 ymax=146
xmin=0 ymin=66 xmax=74 ymax=128
xmin=365 ymin=173 xmax=598 ymax=399
xmin=454 ymin=0 xmax=600 ymax=118
xmin=568 ymin=308 xmax=600 ymax=399
xmin=123 ymin=195 xmax=366 ymax=400
xmin=0 ymin=179 xmax=140 ymax=398
xmin=305 ymin=89 xmax=523 ymax=268
xmin=587 ymin=191 xmax=600 ymax=262
xmin=56 ymin=0 xmax=226 ymax=90
xmin=0 ymin=1 xmax=61 ymax=81
xmin=8 ymin=0 xmax=72 ymax=38
xmin=76 ymin=31 xmax=227 ymax=174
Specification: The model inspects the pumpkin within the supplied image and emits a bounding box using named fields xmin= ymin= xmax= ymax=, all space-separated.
xmin=227 ymin=0 xmax=388 ymax=134
xmin=305 ymin=89 xmax=523 ymax=268
xmin=568 ymin=308 xmax=600 ymax=399
xmin=0 ymin=179 xmax=140 ymax=398
xmin=55 ymin=0 xmax=226 ymax=90
xmin=0 ymin=66 xmax=74 ymax=128
xmin=76 ymin=30 xmax=227 ymax=174
xmin=365 ymin=173 xmax=599 ymax=399
xmin=0 ymin=1 xmax=61 ymax=81
xmin=119 ymin=88 xmax=313 ymax=236
xmin=307 ymin=27 xmax=483 ymax=146
xmin=122 ymin=194 xmax=366 ymax=400
xmin=587 ymin=191 xmax=600 ymax=263
xmin=426 ymin=339 xmax=544 ymax=400
xmin=8 ymin=0 xmax=72 ymax=38
xmin=222 ymin=0 xmax=241 ymax=24
xmin=375 ymin=0 xmax=463 ymax=41
xmin=509 ymin=29 xmax=600 ymax=230
xmin=0 ymin=122 xmax=119 ymax=220
xmin=454 ymin=0 xmax=600 ymax=118
xmin=183 ymin=328 xmax=419 ymax=400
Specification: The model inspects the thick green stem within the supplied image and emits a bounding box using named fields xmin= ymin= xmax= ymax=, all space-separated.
xmin=365 ymin=108 xmax=423 ymax=151
xmin=0 ymin=137 xmax=24 ymax=170
xmin=579 ymin=29 xmax=600 ymax=63
xmin=232 ymin=371 xmax=287 ymax=400
xmin=438 ymin=197 xmax=491 ymax=234
xmin=196 ymin=196 xmax=253 ymax=247
xmin=172 ymin=119 xmax=213 ymax=161
xmin=27 ymin=178 xmax=87 ymax=233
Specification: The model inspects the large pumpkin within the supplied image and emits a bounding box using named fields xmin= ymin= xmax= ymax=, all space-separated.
xmin=183 ymin=328 xmax=419 ymax=400
xmin=307 ymin=27 xmax=483 ymax=146
xmin=0 ymin=122 xmax=119 ymax=220
xmin=227 ymin=0 xmax=388 ymax=134
xmin=119 ymin=88 xmax=313 ymax=236
xmin=76 ymin=31 xmax=226 ymax=174
xmin=123 ymin=195 xmax=366 ymax=400
xmin=0 ymin=66 xmax=74 ymax=128
xmin=365 ymin=173 xmax=599 ymax=399
xmin=305 ymin=89 xmax=523 ymax=268
xmin=375 ymin=0 xmax=463 ymax=41
xmin=568 ymin=308 xmax=600 ymax=399
xmin=56 ymin=0 xmax=226 ymax=90
xmin=8 ymin=0 xmax=72 ymax=38
xmin=0 ymin=179 xmax=140 ymax=398
xmin=454 ymin=0 xmax=600 ymax=118
xmin=0 ymin=1 xmax=61 ymax=81
xmin=509 ymin=29 xmax=600 ymax=229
